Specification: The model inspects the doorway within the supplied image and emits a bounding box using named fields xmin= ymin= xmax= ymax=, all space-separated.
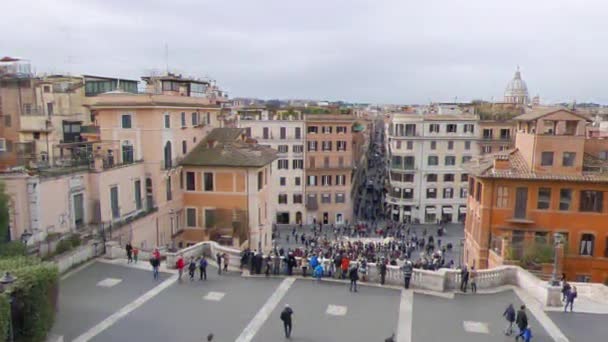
xmin=323 ymin=212 xmax=329 ymax=224
xmin=73 ymin=193 xmax=84 ymax=228
xmin=295 ymin=211 xmax=302 ymax=224
xmin=276 ymin=212 xmax=290 ymax=224
xmin=336 ymin=213 xmax=344 ymax=225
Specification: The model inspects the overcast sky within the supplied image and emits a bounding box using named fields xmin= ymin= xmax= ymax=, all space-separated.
xmin=2 ymin=0 xmax=607 ymax=104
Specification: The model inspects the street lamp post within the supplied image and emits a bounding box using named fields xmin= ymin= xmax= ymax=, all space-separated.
xmin=0 ymin=272 xmax=17 ymax=342
xmin=550 ymin=233 xmax=562 ymax=286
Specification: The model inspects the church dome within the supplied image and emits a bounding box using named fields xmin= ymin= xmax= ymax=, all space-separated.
xmin=504 ymin=67 xmax=529 ymax=104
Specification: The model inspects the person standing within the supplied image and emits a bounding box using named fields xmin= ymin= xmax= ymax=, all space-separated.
xmin=223 ymin=253 xmax=229 ymax=273
xmin=188 ymin=257 xmax=196 ymax=281
xmin=176 ymin=255 xmax=185 ymax=283
xmin=132 ymin=246 xmax=139 ymax=263
xmin=341 ymin=255 xmax=350 ymax=280
xmin=515 ymin=305 xmax=528 ymax=341
xmin=349 ymin=265 xmax=359 ymax=292
xmin=564 ymin=286 xmax=577 ymax=312
xmin=503 ymin=303 xmax=516 ymax=336
xmin=199 ymin=256 xmax=208 ymax=280
xmin=460 ymin=265 xmax=469 ymax=293
xmin=280 ymin=304 xmax=294 ymax=339
xmin=126 ymin=243 xmax=133 ymax=263
xmin=216 ymin=252 xmax=222 ymax=275
xmin=379 ymin=259 xmax=387 ymax=285
xmin=470 ymin=266 xmax=477 ymax=293
xmin=150 ymin=252 xmax=160 ymax=280
xmin=561 ymin=280 xmax=571 ymax=302
xmin=402 ymin=259 xmax=413 ymax=289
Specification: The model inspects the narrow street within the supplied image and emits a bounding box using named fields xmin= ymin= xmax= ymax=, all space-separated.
xmin=355 ymin=117 xmax=387 ymax=222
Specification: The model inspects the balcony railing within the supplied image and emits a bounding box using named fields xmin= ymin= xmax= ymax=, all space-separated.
xmin=81 ymin=125 xmax=100 ymax=134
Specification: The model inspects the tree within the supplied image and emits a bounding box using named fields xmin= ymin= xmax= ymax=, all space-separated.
xmin=0 ymin=182 xmax=9 ymax=243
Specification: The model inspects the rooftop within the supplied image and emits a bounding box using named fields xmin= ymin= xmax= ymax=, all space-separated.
xmin=181 ymin=128 xmax=277 ymax=167
xmin=514 ymin=107 xmax=591 ymax=122
xmin=85 ymin=92 xmax=220 ymax=108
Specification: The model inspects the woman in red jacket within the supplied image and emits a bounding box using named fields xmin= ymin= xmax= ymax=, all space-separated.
xmin=341 ymin=256 xmax=350 ymax=279
xmin=176 ymin=255 xmax=185 ymax=282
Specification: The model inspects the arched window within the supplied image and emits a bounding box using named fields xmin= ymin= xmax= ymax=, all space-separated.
xmin=164 ymin=141 xmax=172 ymax=169
xmin=579 ymin=234 xmax=595 ymax=256
xmin=182 ymin=140 xmax=187 ymax=155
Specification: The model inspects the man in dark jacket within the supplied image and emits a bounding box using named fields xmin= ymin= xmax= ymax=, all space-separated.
xmin=503 ymin=303 xmax=516 ymax=335
xmin=379 ymin=258 xmax=387 ymax=285
xmin=216 ymin=252 xmax=222 ymax=275
xmin=280 ymin=304 xmax=294 ymax=338
xmin=515 ymin=305 xmax=528 ymax=341
xmin=460 ymin=266 xmax=469 ymax=292
xmin=349 ymin=265 xmax=359 ymax=292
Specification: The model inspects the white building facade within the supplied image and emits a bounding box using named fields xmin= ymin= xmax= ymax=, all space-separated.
xmin=386 ymin=111 xmax=479 ymax=224
xmin=238 ymin=113 xmax=306 ymax=225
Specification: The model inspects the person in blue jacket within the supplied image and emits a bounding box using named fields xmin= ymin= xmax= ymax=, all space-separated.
xmin=314 ymin=263 xmax=324 ymax=280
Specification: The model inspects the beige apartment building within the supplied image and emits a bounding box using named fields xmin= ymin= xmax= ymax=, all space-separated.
xmin=305 ymin=114 xmax=355 ymax=225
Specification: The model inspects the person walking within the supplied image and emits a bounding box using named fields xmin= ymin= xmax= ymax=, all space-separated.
xmin=460 ymin=265 xmax=469 ymax=293
xmin=199 ymin=256 xmax=208 ymax=280
xmin=132 ymin=246 xmax=139 ymax=263
xmin=349 ymin=265 xmax=359 ymax=292
xmin=126 ymin=243 xmax=133 ymax=263
xmin=176 ymin=255 xmax=185 ymax=283
xmin=223 ymin=253 xmax=229 ymax=273
xmin=216 ymin=252 xmax=222 ymax=275
xmin=402 ymin=259 xmax=413 ymax=289
xmin=280 ymin=304 xmax=294 ymax=339
xmin=341 ymin=255 xmax=350 ymax=280
xmin=503 ymin=303 xmax=516 ymax=336
xmin=379 ymin=258 xmax=387 ymax=285
xmin=188 ymin=257 xmax=196 ymax=281
xmin=470 ymin=266 xmax=477 ymax=293
xmin=564 ymin=286 xmax=577 ymax=312
xmin=561 ymin=280 xmax=571 ymax=302
xmin=150 ymin=252 xmax=160 ymax=280
xmin=515 ymin=305 xmax=528 ymax=341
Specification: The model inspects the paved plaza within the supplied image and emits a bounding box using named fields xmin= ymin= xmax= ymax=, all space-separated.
xmin=48 ymin=259 xmax=607 ymax=342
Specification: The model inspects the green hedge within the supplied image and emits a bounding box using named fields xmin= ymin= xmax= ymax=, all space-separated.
xmin=0 ymin=257 xmax=58 ymax=342
xmin=0 ymin=241 xmax=27 ymax=257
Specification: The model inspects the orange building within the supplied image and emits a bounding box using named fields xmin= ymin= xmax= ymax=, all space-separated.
xmin=463 ymin=108 xmax=608 ymax=283
xmin=178 ymin=128 xmax=277 ymax=251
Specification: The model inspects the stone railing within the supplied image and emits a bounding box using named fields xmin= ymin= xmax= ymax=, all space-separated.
xmin=103 ymin=240 xmax=564 ymax=306
xmin=55 ymin=240 xmax=104 ymax=274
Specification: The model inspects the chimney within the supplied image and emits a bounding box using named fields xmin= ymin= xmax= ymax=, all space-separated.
xmin=493 ymin=155 xmax=510 ymax=170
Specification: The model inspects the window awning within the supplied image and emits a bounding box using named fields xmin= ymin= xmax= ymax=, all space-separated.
xmin=459 ymin=207 xmax=467 ymax=214
xmin=425 ymin=207 xmax=436 ymax=214
xmin=402 ymin=211 xmax=411 ymax=215
xmin=442 ymin=207 xmax=453 ymax=214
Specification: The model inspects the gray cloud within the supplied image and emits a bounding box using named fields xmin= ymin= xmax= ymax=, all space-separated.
xmin=1 ymin=0 xmax=607 ymax=104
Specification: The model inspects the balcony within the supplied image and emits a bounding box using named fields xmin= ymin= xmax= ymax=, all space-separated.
xmin=81 ymin=125 xmax=100 ymax=134
xmin=19 ymin=116 xmax=53 ymax=133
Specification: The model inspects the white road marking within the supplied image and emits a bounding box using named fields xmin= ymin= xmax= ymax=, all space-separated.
xmin=326 ymin=304 xmax=347 ymax=316
xmin=463 ymin=321 xmax=489 ymax=334
xmin=73 ymin=274 xmax=177 ymax=342
xmin=235 ymin=277 xmax=296 ymax=342
xmin=96 ymin=278 xmax=122 ymax=288
xmin=396 ymin=289 xmax=413 ymax=342
xmin=204 ymin=291 xmax=225 ymax=301
xmin=514 ymin=287 xmax=569 ymax=342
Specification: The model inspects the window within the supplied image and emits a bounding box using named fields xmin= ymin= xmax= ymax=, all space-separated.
xmin=205 ymin=209 xmax=215 ymax=228
xmin=309 ymin=157 xmax=316 ymax=168
xmin=428 ymin=156 xmax=438 ymax=166
xmin=4 ymin=140 xmax=12 ymax=153
xmin=403 ymin=188 xmax=413 ymax=199
xmin=337 ymin=141 xmax=347 ymax=151
xmin=164 ymin=113 xmax=171 ymax=128
xmin=257 ymin=171 xmax=263 ymax=190
xmin=541 ymin=152 xmax=554 ymax=166
xmin=280 ymin=177 xmax=286 ymax=186
xmin=323 ymin=156 xmax=330 ymax=167
xmin=278 ymin=194 xmax=288 ymax=204
xmin=427 ymin=174 xmax=437 ymax=182
xmin=338 ymin=156 xmax=344 ymax=167
xmin=500 ymin=128 xmax=510 ymax=140
xmin=579 ymin=234 xmax=595 ymax=256
xmin=460 ymin=187 xmax=468 ymax=198
xmin=295 ymin=177 xmax=301 ymax=186
xmin=537 ymin=188 xmax=551 ymax=209
xmin=321 ymin=175 xmax=332 ymax=186
xmin=443 ymin=174 xmax=454 ymax=182
xmin=134 ymin=180 xmax=142 ymax=210
xmin=295 ymin=127 xmax=302 ymax=139
xmin=580 ymin=190 xmax=603 ymax=212
xmin=307 ymin=126 xmax=318 ymax=134
xmin=321 ymin=193 xmax=331 ymax=203
xmin=514 ymin=187 xmax=528 ymax=218
xmin=445 ymin=156 xmax=455 ymax=166
xmin=322 ymin=126 xmax=333 ymax=134
xmin=430 ymin=141 xmax=436 ymax=150
xmin=446 ymin=124 xmax=457 ymax=133
xmin=403 ymin=156 xmax=415 ymax=169
xmin=461 ymin=174 xmax=468 ymax=182
xmin=396 ymin=141 xmax=402 ymax=149
xmin=278 ymin=145 xmax=288 ymax=153
xmin=392 ymin=156 xmax=402 ymax=168
xmin=403 ymin=174 xmax=414 ymax=182
xmin=278 ymin=159 xmax=289 ymax=169
xmin=182 ymin=140 xmax=187 ymax=154
xmin=121 ymin=114 xmax=132 ymax=128
xmin=337 ymin=126 xmax=347 ymax=134
xmin=405 ymin=124 xmax=416 ymax=136
xmin=482 ymin=146 xmax=492 ymax=154
xmin=307 ymin=141 xmax=317 ymax=151
xmin=204 ymin=172 xmax=214 ymax=191
xmin=465 ymin=141 xmax=471 ymax=150
xmin=4 ymin=115 xmax=11 ymax=127
xmin=280 ymin=127 xmax=286 ymax=139
xmin=206 ymin=112 xmax=211 ymax=125
xmin=191 ymin=112 xmax=199 ymax=126
xmin=181 ymin=112 xmax=186 ymax=127
xmin=426 ymin=188 xmax=437 ymax=199
xmin=599 ymin=151 xmax=608 ymax=160
xmin=186 ymin=208 xmax=196 ymax=227
xmin=562 ymin=152 xmax=576 ymax=166
xmin=293 ymin=194 xmax=303 ymax=204
xmin=447 ymin=141 xmax=454 ymax=150
xmin=322 ymin=141 xmax=332 ymax=151
xmin=464 ymin=124 xmax=474 ymax=133
xmin=483 ymin=129 xmax=493 ymax=139
xmin=292 ymin=159 xmax=303 ymax=169
xmin=559 ymin=189 xmax=572 ymax=211
xmin=121 ymin=141 xmax=134 ymax=163
xmin=496 ymin=186 xmax=509 ymax=208
xmin=293 ymin=145 xmax=303 ymax=153
xmin=443 ymin=188 xmax=453 ymax=199
xmin=186 ymin=172 xmax=196 ymax=191
xmin=475 ymin=182 xmax=483 ymax=202
xmin=336 ymin=174 xmax=346 ymax=185
xmin=47 ymin=103 xmax=54 ymax=116
xmin=307 ymin=175 xmax=317 ymax=186
xmin=406 ymin=141 xmax=413 ymax=150
xmin=429 ymin=124 xmax=440 ymax=133
xmin=166 ymin=176 xmax=172 ymax=201
xmin=462 ymin=156 xmax=472 ymax=163
xmin=263 ymin=127 xmax=269 ymax=139
xmin=336 ymin=192 xmax=346 ymax=203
